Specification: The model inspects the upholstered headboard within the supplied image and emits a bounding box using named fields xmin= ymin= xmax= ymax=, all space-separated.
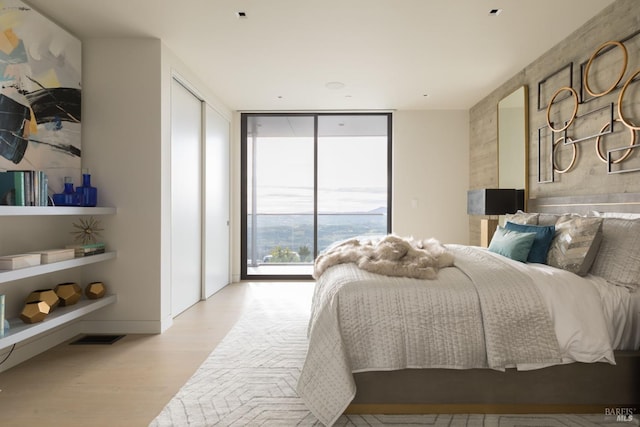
xmin=528 ymin=192 xmax=640 ymax=215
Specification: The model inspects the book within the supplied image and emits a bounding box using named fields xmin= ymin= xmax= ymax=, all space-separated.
xmin=0 ymin=171 xmax=25 ymax=206
xmin=0 ymin=253 xmax=41 ymax=270
xmin=0 ymin=294 xmax=5 ymax=337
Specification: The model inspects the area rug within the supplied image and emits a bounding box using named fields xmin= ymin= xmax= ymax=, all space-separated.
xmin=150 ymin=284 xmax=628 ymax=427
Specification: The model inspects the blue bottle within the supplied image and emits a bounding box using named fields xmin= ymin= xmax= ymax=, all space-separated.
xmin=76 ymin=169 xmax=98 ymax=207
xmin=52 ymin=177 xmax=80 ymax=206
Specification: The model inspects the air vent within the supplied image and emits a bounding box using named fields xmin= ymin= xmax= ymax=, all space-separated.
xmin=70 ymin=334 xmax=125 ymax=345
xmin=236 ymin=11 xmax=247 ymax=19
xmin=489 ymin=8 xmax=503 ymax=16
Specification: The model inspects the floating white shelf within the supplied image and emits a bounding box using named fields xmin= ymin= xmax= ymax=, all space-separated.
xmin=0 ymin=295 xmax=117 ymax=350
xmin=0 ymin=252 xmax=117 ymax=284
xmin=0 ymin=206 xmax=116 ymax=216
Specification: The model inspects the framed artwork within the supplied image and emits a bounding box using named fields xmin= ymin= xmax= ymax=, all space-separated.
xmin=0 ymin=0 xmax=81 ymax=194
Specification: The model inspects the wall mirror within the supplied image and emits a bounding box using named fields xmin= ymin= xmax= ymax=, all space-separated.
xmin=498 ymin=85 xmax=528 ymax=208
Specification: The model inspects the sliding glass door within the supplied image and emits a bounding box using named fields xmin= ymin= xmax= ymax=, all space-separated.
xmin=241 ymin=113 xmax=391 ymax=279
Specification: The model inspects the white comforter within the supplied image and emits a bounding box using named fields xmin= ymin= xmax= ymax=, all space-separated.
xmin=297 ymin=245 xmax=620 ymax=426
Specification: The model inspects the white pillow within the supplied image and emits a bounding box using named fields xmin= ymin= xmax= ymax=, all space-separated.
xmin=589 ymin=217 xmax=640 ymax=291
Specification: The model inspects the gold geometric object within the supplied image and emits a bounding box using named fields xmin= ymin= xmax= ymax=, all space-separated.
xmin=595 ymin=119 xmax=636 ymax=164
xmin=546 ymin=86 xmax=579 ymax=133
xmin=617 ymin=68 xmax=640 ymax=131
xmin=71 ymin=217 xmax=104 ymax=245
xmin=553 ymin=136 xmax=578 ymax=174
xmin=20 ymin=301 xmax=50 ymax=324
xmin=55 ymin=282 xmax=82 ymax=306
xmin=85 ymin=282 xmax=106 ymax=299
xmin=584 ymin=40 xmax=628 ymax=98
xmin=25 ymin=289 xmax=60 ymax=311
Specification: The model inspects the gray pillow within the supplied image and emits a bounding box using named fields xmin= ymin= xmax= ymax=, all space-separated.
xmin=505 ymin=210 xmax=538 ymax=225
xmin=547 ymin=216 xmax=603 ymax=276
xmin=537 ymin=213 xmax=562 ymax=226
xmin=589 ymin=218 xmax=640 ymax=291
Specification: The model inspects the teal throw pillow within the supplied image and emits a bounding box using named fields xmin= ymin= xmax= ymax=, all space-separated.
xmin=488 ymin=226 xmax=537 ymax=262
xmin=504 ymin=221 xmax=556 ymax=264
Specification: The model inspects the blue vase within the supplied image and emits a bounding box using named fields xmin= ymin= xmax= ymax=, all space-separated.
xmin=52 ymin=177 xmax=80 ymax=206
xmin=76 ymin=172 xmax=98 ymax=207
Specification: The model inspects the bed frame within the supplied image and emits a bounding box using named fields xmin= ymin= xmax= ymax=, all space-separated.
xmin=347 ymin=193 xmax=640 ymax=414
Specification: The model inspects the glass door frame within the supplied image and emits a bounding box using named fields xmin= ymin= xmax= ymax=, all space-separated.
xmin=240 ymin=112 xmax=392 ymax=280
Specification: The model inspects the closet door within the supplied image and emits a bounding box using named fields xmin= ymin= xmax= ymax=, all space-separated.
xmin=171 ymin=79 xmax=202 ymax=316
xmin=203 ymin=104 xmax=230 ymax=297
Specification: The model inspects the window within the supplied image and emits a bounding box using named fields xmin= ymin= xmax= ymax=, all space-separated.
xmin=241 ymin=113 xmax=391 ymax=279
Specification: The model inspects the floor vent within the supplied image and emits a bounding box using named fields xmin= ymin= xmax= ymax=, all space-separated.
xmin=70 ymin=335 xmax=126 ymax=345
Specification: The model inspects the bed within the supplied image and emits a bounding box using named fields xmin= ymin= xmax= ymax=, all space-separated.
xmin=296 ymin=193 xmax=640 ymax=426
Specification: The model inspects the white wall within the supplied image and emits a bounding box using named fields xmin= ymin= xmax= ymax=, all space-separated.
xmin=81 ymin=38 xmax=164 ymax=333
xmin=392 ymin=110 xmax=470 ymax=244
xmin=80 ymin=38 xmax=232 ymax=333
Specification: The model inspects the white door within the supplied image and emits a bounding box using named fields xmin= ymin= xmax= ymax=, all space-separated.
xmin=171 ymin=79 xmax=202 ymax=316
xmin=204 ymin=104 xmax=231 ymax=297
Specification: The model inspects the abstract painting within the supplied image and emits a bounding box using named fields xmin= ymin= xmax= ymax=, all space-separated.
xmin=0 ymin=0 xmax=81 ymax=193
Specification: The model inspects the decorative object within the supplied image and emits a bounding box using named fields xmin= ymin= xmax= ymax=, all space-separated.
xmin=85 ymin=282 xmax=106 ymax=299
xmin=0 ymin=0 xmax=82 ymax=195
xmin=0 ymin=253 xmax=41 ymax=270
xmin=20 ymin=301 xmax=50 ymax=324
xmin=583 ymin=40 xmax=628 ymax=97
xmin=552 ymin=136 xmax=578 ymax=173
xmin=595 ymin=119 xmax=636 ymax=163
xmin=538 ymin=29 xmax=640 ymax=180
xmin=537 ymin=62 xmax=573 ymax=110
xmin=54 ymin=282 xmax=82 ymax=306
xmin=29 ymin=248 xmax=75 ymax=264
xmin=545 ymin=86 xmax=579 ymax=133
xmin=52 ymin=177 xmax=80 ymax=206
xmin=25 ymin=289 xmax=59 ymax=311
xmin=537 ymin=125 xmax=555 ymax=183
xmin=562 ymin=102 xmax=614 ymax=145
xmin=71 ymin=217 xmax=104 ymax=245
xmin=76 ymin=169 xmax=98 ymax=207
xmin=617 ymin=68 xmax=640 ymax=132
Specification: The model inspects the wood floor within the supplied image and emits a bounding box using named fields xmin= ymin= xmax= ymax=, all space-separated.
xmin=0 ymin=281 xmax=310 ymax=427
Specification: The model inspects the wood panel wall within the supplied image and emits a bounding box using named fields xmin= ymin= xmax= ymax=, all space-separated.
xmin=468 ymin=0 xmax=640 ymax=245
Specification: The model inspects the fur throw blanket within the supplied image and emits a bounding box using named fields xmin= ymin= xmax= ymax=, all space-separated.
xmin=313 ymin=234 xmax=455 ymax=280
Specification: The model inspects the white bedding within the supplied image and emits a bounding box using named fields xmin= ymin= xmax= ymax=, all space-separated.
xmin=297 ymin=244 xmax=634 ymax=426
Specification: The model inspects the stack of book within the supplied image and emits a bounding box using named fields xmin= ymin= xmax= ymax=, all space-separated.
xmin=65 ymin=242 xmax=106 ymax=257
xmin=0 ymin=170 xmax=49 ymax=206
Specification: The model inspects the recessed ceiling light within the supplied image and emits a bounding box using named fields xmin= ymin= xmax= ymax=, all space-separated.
xmin=325 ymin=81 xmax=345 ymax=90
xmin=236 ymin=11 xmax=247 ymax=19
xmin=489 ymin=8 xmax=503 ymax=16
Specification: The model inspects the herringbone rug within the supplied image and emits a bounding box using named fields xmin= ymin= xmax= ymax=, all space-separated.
xmin=150 ymin=283 xmax=633 ymax=427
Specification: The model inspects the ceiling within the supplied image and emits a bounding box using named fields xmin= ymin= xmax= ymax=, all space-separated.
xmin=23 ymin=0 xmax=614 ymax=111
